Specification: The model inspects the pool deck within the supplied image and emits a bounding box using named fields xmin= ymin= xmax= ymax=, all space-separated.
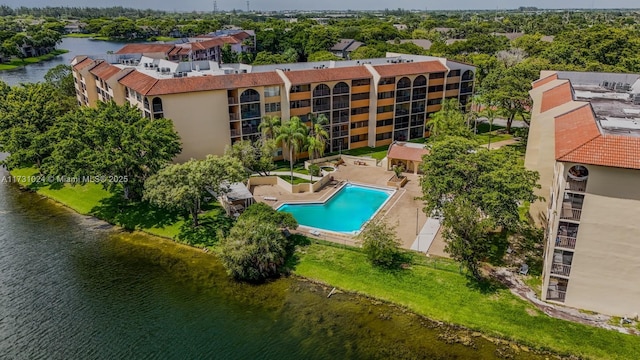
xmin=251 ymin=161 xmax=449 ymax=257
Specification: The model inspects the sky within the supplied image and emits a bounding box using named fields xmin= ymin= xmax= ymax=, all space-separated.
xmin=1 ymin=0 xmax=639 ymax=11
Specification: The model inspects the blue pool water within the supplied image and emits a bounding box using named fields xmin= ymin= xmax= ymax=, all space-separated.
xmin=277 ymin=184 xmax=394 ymax=233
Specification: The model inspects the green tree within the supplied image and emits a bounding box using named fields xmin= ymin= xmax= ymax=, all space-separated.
xmin=349 ymin=46 xmax=385 ymax=60
xmin=307 ymin=50 xmax=341 ymax=62
xmin=220 ymin=202 xmax=298 ymax=281
xmin=143 ymin=155 xmax=245 ymax=227
xmin=0 ymin=82 xmax=75 ymax=169
xmin=225 ymin=139 xmax=276 ymax=176
xmin=258 ymin=115 xmax=280 ymax=140
xmin=427 ymin=99 xmax=472 ymax=139
xmin=44 ymin=64 xmax=75 ymax=97
xmin=305 ymin=113 xmax=329 ymax=160
xmin=359 ymin=219 xmax=403 ymax=269
xmin=43 ymin=102 xmax=181 ymax=200
xmin=275 ymin=116 xmax=308 ymax=181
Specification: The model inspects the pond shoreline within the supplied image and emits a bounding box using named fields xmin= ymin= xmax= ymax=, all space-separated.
xmin=4 ymin=175 xmax=567 ymax=360
xmin=0 ymin=49 xmax=69 ymax=71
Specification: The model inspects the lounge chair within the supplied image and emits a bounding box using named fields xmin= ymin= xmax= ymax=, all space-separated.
xmin=518 ymin=263 xmax=529 ymax=276
xmin=263 ymin=196 xmax=277 ymax=201
xmin=309 ymin=229 xmax=322 ymax=237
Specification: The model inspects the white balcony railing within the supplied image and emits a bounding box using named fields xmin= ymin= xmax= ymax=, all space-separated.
xmin=560 ymin=207 xmax=582 ymax=221
xmin=546 ymin=289 xmax=566 ymax=302
xmin=555 ymin=235 xmax=577 ymax=249
xmin=551 ymin=263 xmax=572 ymax=277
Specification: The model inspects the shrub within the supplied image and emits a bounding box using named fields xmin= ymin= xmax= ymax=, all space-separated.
xmin=309 ymin=164 xmax=321 ymax=177
xmin=359 ymin=220 xmax=403 ymax=269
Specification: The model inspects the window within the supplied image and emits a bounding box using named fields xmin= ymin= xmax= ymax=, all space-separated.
xmin=332 ymin=109 xmax=349 ymax=123
xmin=240 ymin=89 xmax=260 ymax=103
xmin=152 ymin=97 xmax=163 ymax=116
xmin=241 ymin=103 xmax=261 ymax=119
xmin=351 ymin=107 xmax=369 ymax=115
xmin=332 ymin=95 xmax=350 ymax=109
xmin=462 ymin=70 xmax=474 ymax=81
xmin=379 ymin=77 xmax=395 ymax=85
xmin=428 ymin=85 xmax=444 ymax=92
xmin=290 ymin=99 xmax=311 ymax=109
xmin=396 ymin=89 xmax=411 ymax=102
xmin=410 ymin=114 xmax=424 ymax=127
xmin=397 ymin=77 xmax=411 ymax=89
xmin=447 ymin=69 xmax=461 ymax=77
xmin=313 ymin=84 xmax=331 ymax=97
xmin=136 ymin=92 xmax=142 ymax=102
xmin=395 ymin=103 xmax=410 ymax=116
xmin=351 ymin=120 xmax=368 ymax=129
xmin=352 ymin=78 xmax=371 ymax=86
xmin=351 ymin=92 xmax=369 ymax=101
xmin=429 ymin=72 xmax=445 ymax=79
xmin=411 ymin=101 xmax=425 ymax=113
xmin=412 ymin=87 xmax=426 ymax=100
xmin=427 ymin=98 xmax=442 ymax=106
xmin=446 ymin=83 xmax=460 ymax=90
xmin=376 ymin=119 xmax=393 ymax=127
xmin=264 ymin=86 xmax=280 ymax=97
xmin=265 ymin=102 xmax=281 ymax=113
xmin=290 ymin=84 xmax=310 ymax=93
xmin=350 ymin=134 xmax=368 ymax=143
xmin=377 ymin=105 xmax=394 ymax=113
xmin=413 ymin=75 xmax=427 ymax=87
xmin=376 ymin=132 xmax=392 ymax=140
xmin=333 ymin=82 xmax=350 ymax=95
xmin=378 ymin=91 xmax=394 ymax=99
xmin=394 ymin=129 xmax=408 ymax=141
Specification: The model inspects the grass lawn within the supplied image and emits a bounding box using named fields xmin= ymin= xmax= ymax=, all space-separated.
xmin=295 ymin=240 xmax=640 ymax=360
xmin=342 ymin=145 xmax=389 ymax=160
xmin=149 ymin=36 xmax=177 ymax=42
xmin=476 ymin=131 xmax=513 ymax=145
xmin=63 ymin=33 xmax=99 ymax=38
xmin=272 ymin=161 xmax=309 ymax=174
xmin=9 ymin=168 xmax=224 ymax=241
xmin=0 ymin=49 xmax=69 ymax=71
xmin=277 ymin=175 xmax=312 ymax=185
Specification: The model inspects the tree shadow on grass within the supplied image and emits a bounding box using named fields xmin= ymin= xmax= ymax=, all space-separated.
xmin=176 ymin=214 xmax=234 ymax=247
xmin=90 ymin=191 xmax=182 ymax=231
xmin=465 ymin=274 xmax=507 ymax=295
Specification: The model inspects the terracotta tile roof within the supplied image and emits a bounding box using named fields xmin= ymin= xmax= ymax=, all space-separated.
xmin=283 ymin=66 xmax=372 ymax=85
xmin=73 ymin=57 xmax=95 ymax=71
xmin=220 ymin=36 xmax=240 ymax=45
xmin=119 ymin=71 xmax=159 ymax=95
xmin=372 ymin=61 xmax=448 ymax=78
xmin=541 ymin=82 xmax=573 ymax=112
xmin=553 ymin=101 xmax=640 ymax=170
xmin=387 ymin=143 xmax=430 ymax=162
xmin=118 ymin=71 xmax=283 ymax=96
xmin=554 ymin=104 xmax=600 ymax=158
xmin=532 ymin=73 xmax=558 ymax=88
xmin=230 ymin=31 xmax=251 ymax=41
xmin=115 ymin=44 xmax=175 ymax=55
xmin=89 ymin=62 xmax=122 ymax=81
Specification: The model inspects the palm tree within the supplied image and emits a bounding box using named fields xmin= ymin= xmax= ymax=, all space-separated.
xmin=306 ymin=112 xmax=329 ymax=160
xmin=275 ymin=117 xmax=307 ymax=182
xmin=478 ymin=95 xmax=501 ymax=150
xmin=259 ymin=115 xmax=281 ymax=140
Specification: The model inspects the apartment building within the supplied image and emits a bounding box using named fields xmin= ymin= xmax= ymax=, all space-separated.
xmin=71 ymin=52 xmax=474 ymax=162
xmin=526 ymin=71 xmax=640 ymax=317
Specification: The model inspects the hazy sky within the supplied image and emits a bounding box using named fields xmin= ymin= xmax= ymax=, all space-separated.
xmin=1 ymin=0 xmax=638 ymax=11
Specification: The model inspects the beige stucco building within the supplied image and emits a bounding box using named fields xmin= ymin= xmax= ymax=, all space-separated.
xmin=71 ymin=52 xmax=474 ymax=163
xmin=526 ymin=71 xmax=640 ymax=317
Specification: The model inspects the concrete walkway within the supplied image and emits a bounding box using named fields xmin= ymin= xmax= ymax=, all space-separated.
xmin=480 ymin=138 xmax=520 ymax=150
xmin=410 ymin=217 xmax=441 ymax=253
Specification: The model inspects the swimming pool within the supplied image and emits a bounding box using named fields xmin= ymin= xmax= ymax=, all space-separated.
xmin=277 ymin=183 xmax=395 ymax=234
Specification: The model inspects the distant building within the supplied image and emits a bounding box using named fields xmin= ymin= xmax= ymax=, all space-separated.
xmin=72 ymin=52 xmax=475 ymax=163
xmin=330 ymin=39 xmax=364 ymax=59
xmin=63 ymin=21 xmax=86 ymax=34
xmin=491 ymin=32 xmax=525 ymax=41
xmin=393 ymin=24 xmax=408 ymax=31
xmin=527 ymin=71 xmax=640 ymax=317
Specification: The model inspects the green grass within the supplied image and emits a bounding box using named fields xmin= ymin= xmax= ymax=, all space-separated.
xmin=342 ymin=145 xmax=389 ymax=160
xmin=278 ymin=175 xmax=312 ymax=185
xmin=476 ymin=122 xmax=506 ymax=134
xmin=63 ymin=33 xmax=99 ymax=38
xmin=295 ymin=240 xmax=640 ymax=360
xmin=273 ymin=162 xmax=309 ymax=175
xmin=0 ymin=49 xmax=69 ymax=71
xmin=476 ymin=131 xmax=513 ymax=145
xmin=9 ymin=168 xmax=224 ymax=240
xmin=149 ymin=36 xmax=177 ymax=42
xmin=523 ymin=275 xmax=543 ymax=298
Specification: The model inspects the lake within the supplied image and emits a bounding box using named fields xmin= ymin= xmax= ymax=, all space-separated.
xmin=0 ymin=38 xmax=125 ymax=86
xmin=0 ymin=158 xmax=552 ymax=359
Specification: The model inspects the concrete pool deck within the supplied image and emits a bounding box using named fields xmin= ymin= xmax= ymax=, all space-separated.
xmin=251 ymin=161 xmax=449 ymax=257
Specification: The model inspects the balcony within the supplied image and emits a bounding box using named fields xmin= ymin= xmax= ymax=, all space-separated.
xmin=546 ymin=289 xmax=567 ymax=302
xmin=230 ymin=129 xmax=241 ymax=137
xmin=229 ymin=113 xmax=240 ymax=121
xmin=559 ymin=207 xmax=582 ymax=221
xmin=565 ymin=178 xmax=587 ymax=192
xmin=242 ymin=126 xmax=260 ymax=135
xmin=241 ymin=111 xmax=261 ymax=120
xmin=228 ymin=97 xmax=238 ymax=105
xmin=551 ymin=263 xmax=572 ymax=277
xmin=333 ymin=116 xmax=349 ymax=124
xmin=555 ymin=235 xmax=577 ymax=249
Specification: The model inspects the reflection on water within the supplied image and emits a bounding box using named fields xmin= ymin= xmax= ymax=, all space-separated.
xmin=0 ymin=161 xmax=551 ymax=359
xmin=0 ymin=38 xmax=126 ymax=86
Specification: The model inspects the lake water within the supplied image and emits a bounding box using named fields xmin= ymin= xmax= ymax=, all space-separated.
xmin=0 ymin=38 xmax=125 ymax=86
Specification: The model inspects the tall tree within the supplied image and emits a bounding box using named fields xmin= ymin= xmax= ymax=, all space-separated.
xmin=427 ymin=99 xmax=472 ymax=139
xmin=275 ymin=117 xmax=308 ymax=181
xmin=306 ymin=113 xmax=329 ymax=160
xmin=144 ymin=155 xmax=245 ymax=227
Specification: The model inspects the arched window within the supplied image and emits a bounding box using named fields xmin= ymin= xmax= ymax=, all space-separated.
xmin=566 ymin=165 xmax=589 ymax=192
xmin=397 ymin=77 xmax=411 ymax=89
xmin=333 ymin=82 xmax=349 ymax=95
xmin=462 ymin=70 xmax=474 ymax=81
xmin=313 ymin=84 xmax=330 ymax=97
xmin=240 ymin=89 xmax=260 ymax=103
xmin=413 ymin=75 xmax=427 ymax=87
xmin=152 ymin=97 xmax=163 ymax=119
